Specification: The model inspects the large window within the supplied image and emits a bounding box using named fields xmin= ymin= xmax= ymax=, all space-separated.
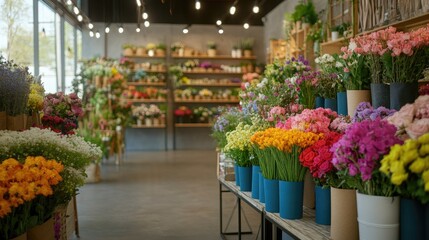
xmin=0 ymin=0 xmax=34 ymax=74
xmin=39 ymin=1 xmax=57 ymax=93
xmin=64 ymin=21 xmax=75 ymax=93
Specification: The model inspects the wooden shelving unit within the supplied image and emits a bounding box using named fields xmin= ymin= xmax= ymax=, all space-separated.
xmin=178 ymin=82 xmax=241 ymax=87
xmin=136 ymin=69 xmax=167 ymax=73
xmin=125 ymin=99 xmax=168 ymax=103
xmin=127 ymin=82 xmax=167 ymax=87
xmin=123 ymin=55 xmax=166 ymax=59
xmin=131 ymin=124 xmax=166 ymax=129
xmin=175 ymin=123 xmax=212 ymax=128
xmin=171 ymin=55 xmax=256 ymax=60
xmin=174 ymin=99 xmax=239 ymax=103
xmin=182 ymin=71 xmax=243 ymax=75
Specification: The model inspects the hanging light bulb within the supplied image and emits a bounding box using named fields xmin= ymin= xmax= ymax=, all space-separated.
xmin=95 ymin=31 xmax=100 ymax=38
xmin=89 ymin=30 xmax=94 ymax=37
xmin=183 ymin=28 xmax=189 ymax=34
xmin=243 ymin=23 xmax=249 ymax=29
xmin=195 ymin=0 xmax=201 ymax=10
xmin=144 ymin=21 xmax=150 ymax=27
xmin=218 ymin=28 xmax=224 ymax=34
xmin=73 ymin=6 xmax=79 ymax=15
xmin=142 ymin=12 xmax=149 ymax=20
xmin=77 ymin=15 xmax=83 ymax=22
xmin=118 ymin=26 xmax=124 ymax=33
xmin=88 ymin=23 xmax=94 ymax=29
xmin=66 ymin=0 xmax=72 ymax=5
xmin=229 ymin=6 xmax=236 ymax=15
xmin=136 ymin=27 xmax=141 ymax=32
xmin=216 ymin=20 xmax=222 ymax=26
xmin=136 ymin=0 xmax=141 ymax=7
xmin=253 ymin=5 xmax=260 ymax=13
xmin=105 ymin=26 xmax=110 ymax=33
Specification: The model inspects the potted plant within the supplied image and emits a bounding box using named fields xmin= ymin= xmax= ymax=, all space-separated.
xmin=156 ymin=43 xmax=166 ymax=57
xmin=171 ymin=42 xmax=184 ymax=56
xmin=231 ymin=44 xmax=242 ymax=58
xmin=302 ymin=0 xmax=318 ymax=29
xmin=146 ymin=43 xmax=156 ymax=57
xmin=122 ymin=44 xmax=135 ymax=56
xmin=291 ymin=2 xmax=306 ymax=30
xmin=241 ymin=38 xmax=254 ymax=58
xmin=135 ymin=45 xmax=146 ymax=56
xmin=331 ymin=22 xmax=351 ymax=41
xmin=207 ymin=41 xmax=217 ymax=57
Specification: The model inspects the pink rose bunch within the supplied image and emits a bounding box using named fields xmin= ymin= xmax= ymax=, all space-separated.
xmin=352 ymin=27 xmax=397 ymax=56
xmin=387 ymin=95 xmax=429 ymax=139
xmin=277 ymin=108 xmax=338 ymax=134
xmin=330 ymin=115 xmax=351 ymax=133
xmin=267 ymin=106 xmax=286 ymax=122
xmin=331 ymin=118 xmax=402 ymax=182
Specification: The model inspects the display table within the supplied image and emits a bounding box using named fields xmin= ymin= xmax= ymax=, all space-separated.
xmin=219 ymin=177 xmax=330 ymax=240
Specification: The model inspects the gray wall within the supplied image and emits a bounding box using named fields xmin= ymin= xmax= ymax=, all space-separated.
xmin=83 ymin=23 xmax=265 ymax=63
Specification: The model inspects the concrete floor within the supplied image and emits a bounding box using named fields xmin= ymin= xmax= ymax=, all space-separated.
xmin=73 ymin=150 xmax=261 ymax=240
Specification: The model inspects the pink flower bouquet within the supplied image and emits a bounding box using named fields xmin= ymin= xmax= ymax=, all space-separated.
xmin=331 ymin=118 xmax=403 ymax=195
xmin=387 ymin=95 xmax=429 ymax=139
xmin=277 ymin=108 xmax=338 ymax=134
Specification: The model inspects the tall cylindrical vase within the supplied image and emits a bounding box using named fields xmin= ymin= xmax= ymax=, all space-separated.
xmin=324 ymin=98 xmax=337 ymax=111
xmin=259 ymin=172 xmax=265 ymax=203
xmin=370 ymin=83 xmax=390 ymax=108
xmin=400 ymin=198 xmax=426 ymax=240
xmin=356 ymin=192 xmax=400 ymax=240
xmin=238 ymin=166 xmax=252 ymax=192
xmin=234 ymin=164 xmax=240 ymax=186
xmin=315 ymin=186 xmax=331 ymax=225
xmin=251 ymin=166 xmax=260 ymax=199
xmin=331 ymin=187 xmax=359 ymax=240
xmin=346 ymin=90 xmax=371 ymax=116
xmin=303 ymin=171 xmax=315 ymax=209
xmin=279 ymin=181 xmax=304 ymax=219
xmin=390 ymin=82 xmax=419 ymax=110
xmin=316 ymin=96 xmax=324 ymax=108
xmin=264 ymin=178 xmax=279 ymax=213
xmin=337 ymin=92 xmax=348 ymax=115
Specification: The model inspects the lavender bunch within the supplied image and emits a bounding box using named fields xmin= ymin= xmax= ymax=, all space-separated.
xmin=352 ymin=102 xmax=396 ymax=123
xmin=0 ymin=56 xmax=32 ymax=115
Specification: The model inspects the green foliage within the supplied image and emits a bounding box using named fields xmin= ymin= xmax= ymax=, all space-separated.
xmin=156 ymin=43 xmax=167 ymax=50
xmin=332 ymin=22 xmax=351 ymax=36
xmin=226 ymin=149 xmax=251 ymax=167
xmin=291 ymin=0 xmax=318 ymax=25
xmin=207 ymin=41 xmax=217 ymax=50
xmin=240 ymin=38 xmax=254 ymax=51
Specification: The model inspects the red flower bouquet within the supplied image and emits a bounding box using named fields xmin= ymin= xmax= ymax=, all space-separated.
xmin=299 ymin=131 xmax=343 ymax=186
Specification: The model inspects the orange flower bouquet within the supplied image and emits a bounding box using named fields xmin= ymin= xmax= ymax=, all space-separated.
xmin=0 ymin=156 xmax=64 ymax=239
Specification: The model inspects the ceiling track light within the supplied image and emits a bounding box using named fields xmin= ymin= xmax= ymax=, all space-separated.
xmin=142 ymin=12 xmax=148 ymax=20
xmin=253 ymin=5 xmax=259 ymax=14
xmin=216 ymin=20 xmax=222 ymax=26
xmin=136 ymin=0 xmax=141 ymax=7
xmin=136 ymin=25 xmax=141 ymax=32
xmin=66 ymin=0 xmax=72 ymax=5
xmin=243 ymin=23 xmax=249 ymax=29
xmin=89 ymin=30 xmax=94 ymax=37
xmin=105 ymin=26 xmax=110 ymax=33
xmin=229 ymin=5 xmax=236 ymax=15
xmin=73 ymin=6 xmax=79 ymax=15
xmin=144 ymin=20 xmax=150 ymax=27
xmin=182 ymin=24 xmax=191 ymax=34
xmin=195 ymin=0 xmax=201 ymax=10
xmin=118 ymin=26 xmax=124 ymax=33
xmin=88 ymin=23 xmax=94 ymax=29
xmin=77 ymin=15 xmax=83 ymax=22
xmin=95 ymin=31 xmax=101 ymax=39
xmin=218 ymin=28 xmax=224 ymax=34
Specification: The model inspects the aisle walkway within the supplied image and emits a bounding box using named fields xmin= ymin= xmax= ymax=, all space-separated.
xmin=74 ymin=150 xmax=260 ymax=240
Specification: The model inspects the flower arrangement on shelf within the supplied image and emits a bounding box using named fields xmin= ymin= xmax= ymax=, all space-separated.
xmin=174 ymin=106 xmax=193 ymax=123
xmin=0 ymin=156 xmax=64 ymax=239
xmin=299 ymin=131 xmax=343 ymax=187
xmin=251 ymin=128 xmax=321 ymax=182
xmin=42 ymin=92 xmax=83 ymax=135
xmin=331 ymin=118 xmax=403 ymax=195
xmin=131 ymin=104 xmax=165 ymax=126
xmin=192 ymin=106 xmax=215 ymax=123
xmin=224 ymin=123 xmax=261 ymax=167
xmin=125 ymin=86 xmax=167 ymax=100
xmin=387 ymin=95 xmax=429 ymax=139
xmin=352 ymin=102 xmax=396 ymax=123
xmin=212 ymin=107 xmax=250 ymax=150
xmin=171 ymin=42 xmax=184 ymax=55
xmin=197 ymin=88 xmax=213 ymax=99
xmin=277 ymin=108 xmax=338 ymax=134
xmin=380 ymin=133 xmax=429 ymax=204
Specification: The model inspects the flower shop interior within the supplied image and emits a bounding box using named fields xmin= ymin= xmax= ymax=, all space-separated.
xmin=1 ymin=0 xmax=429 ymax=240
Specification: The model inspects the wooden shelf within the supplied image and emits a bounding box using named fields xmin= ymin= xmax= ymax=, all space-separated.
xmin=130 ymin=125 xmax=166 ymax=129
xmin=178 ymin=83 xmax=242 ymax=87
xmin=127 ymin=82 xmax=167 ymax=87
xmin=174 ymin=99 xmax=239 ymax=103
xmin=175 ymin=123 xmax=212 ymax=128
xmin=138 ymin=69 xmax=167 ymax=73
xmin=171 ymin=55 xmax=256 ymax=60
xmin=359 ymin=12 xmax=429 ymax=35
xmin=125 ymin=99 xmax=167 ymax=103
xmin=182 ymin=71 xmax=243 ymax=75
xmin=123 ymin=55 xmax=166 ymax=59
xmin=321 ymin=37 xmax=351 ymax=55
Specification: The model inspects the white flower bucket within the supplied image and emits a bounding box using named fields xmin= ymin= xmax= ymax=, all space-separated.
xmin=85 ymin=163 xmax=101 ymax=183
xmin=331 ymin=31 xmax=339 ymax=41
xmin=357 ymin=192 xmax=400 ymax=240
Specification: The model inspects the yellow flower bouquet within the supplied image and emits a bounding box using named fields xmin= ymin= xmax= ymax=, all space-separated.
xmin=224 ymin=123 xmax=260 ymax=167
xmin=251 ymin=128 xmax=321 ymax=181
xmin=380 ymin=133 xmax=429 ymax=204
xmin=0 ymin=156 xmax=64 ymax=239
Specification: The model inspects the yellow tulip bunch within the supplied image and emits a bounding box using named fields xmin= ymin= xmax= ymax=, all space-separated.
xmin=224 ymin=123 xmax=260 ymax=152
xmin=380 ymin=133 xmax=429 ymax=203
xmin=250 ymin=128 xmax=322 ymax=153
xmin=0 ymin=156 xmax=64 ymax=218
